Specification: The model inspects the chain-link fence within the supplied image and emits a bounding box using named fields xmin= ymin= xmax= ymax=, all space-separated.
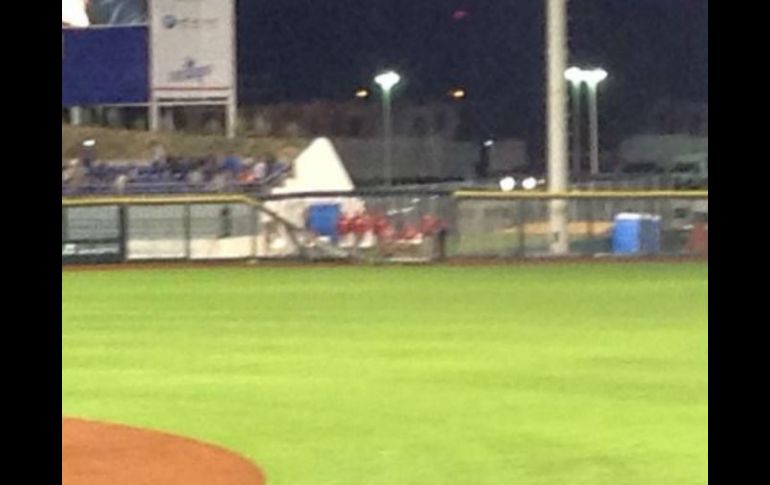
xmin=451 ymin=192 xmax=707 ymax=258
xmin=62 ymin=191 xmax=707 ymax=264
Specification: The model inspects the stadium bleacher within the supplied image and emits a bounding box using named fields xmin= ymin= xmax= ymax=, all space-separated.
xmin=61 ymin=154 xmax=291 ymax=195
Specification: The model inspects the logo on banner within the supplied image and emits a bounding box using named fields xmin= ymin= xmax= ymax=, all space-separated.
xmin=62 ymin=242 xmax=121 ymax=257
xmin=62 ymin=243 xmax=76 ymax=256
xmin=168 ymin=58 xmax=214 ymax=83
xmin=162 ymin=14 xmax=218 ymax=29
xmin=162 ymin=14 xmax=178 ymax=29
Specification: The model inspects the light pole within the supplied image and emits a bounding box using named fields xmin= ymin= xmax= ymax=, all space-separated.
xmin=564 ymin=67 xmax=607 ymax=176
xmin=584 ymin=68 xmax=607 ymax=175
xmin=546 ymin=0 xmax=569 ymax=255
xmin=564 ymin=67 xmax=584 ymax=176
xmin=374 ymin=71 xmax=401 ymax=187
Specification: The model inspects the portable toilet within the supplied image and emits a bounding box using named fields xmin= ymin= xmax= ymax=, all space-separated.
xmin=612 ymin=213 xmax=661 ymax=255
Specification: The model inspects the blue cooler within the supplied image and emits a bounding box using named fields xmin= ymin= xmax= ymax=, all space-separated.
xmin=612 ymin=213 xmax=661 ymax=255
xmin=307 ymin=204 xmax=342 ymax=243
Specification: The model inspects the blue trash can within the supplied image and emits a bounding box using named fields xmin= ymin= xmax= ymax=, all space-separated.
xmin=307 ymin=204 xmax=342 ymax=244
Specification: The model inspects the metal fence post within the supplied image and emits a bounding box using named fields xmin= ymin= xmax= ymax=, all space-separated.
xmin=118 ymin=204 xmax=128 ymax=263
xmin=251 ymin=204 xmax=259 ymax=260
xmin=587 ymin=197 xmax=595 ymax=254
xmin=517 ymin=199 xmax=528 ymax=258
xmin=183 ymin=204 xmax=192 ymax=260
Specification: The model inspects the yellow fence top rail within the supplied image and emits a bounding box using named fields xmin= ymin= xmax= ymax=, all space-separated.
xmin=62 ymin=194 xmax=258 ymax=207
xmin=453 ymin=190 xmax=708 ymax=199
xmin=62 ymin=190 xmax=708 ymax=206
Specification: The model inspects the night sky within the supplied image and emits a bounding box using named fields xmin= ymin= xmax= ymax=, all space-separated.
xmin=236 ymin=0 xmax=708 ymax=151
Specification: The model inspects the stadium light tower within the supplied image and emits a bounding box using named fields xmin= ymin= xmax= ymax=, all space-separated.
xmin=583 ymin=68 xmax=607 ymax=175
xmin=374 ymin=71 xmax=401 ymax=187
xmin=546 ymin=0 xmax=569 ymax=255
xmin=564 ymin=67 xmax=607 ymax=175
xmin=564 ymin=67 xmax=584 ymax=175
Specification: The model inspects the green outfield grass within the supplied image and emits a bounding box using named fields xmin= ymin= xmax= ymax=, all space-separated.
xmin=62 ymin=263 xmax=708 ymax=485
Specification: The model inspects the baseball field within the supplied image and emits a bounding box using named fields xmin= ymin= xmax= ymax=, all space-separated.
xmin=62 ymin=262 xmax=708 ymax=485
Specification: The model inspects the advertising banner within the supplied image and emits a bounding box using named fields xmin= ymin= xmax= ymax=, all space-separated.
xmin=62 ymin=239 xmax=124 ymax=264
xmin=150 ymin=0 xmax=235 ymax=100
xmin=62 ymin=26 xmax=149 ymax=106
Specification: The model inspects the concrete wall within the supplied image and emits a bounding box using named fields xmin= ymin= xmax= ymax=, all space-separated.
xmin=332 ymin=137 xmax=528 ymax=182
xmin=240 ymin=101 xmax=464 ymax=140
xmin=618 ymin=134 xmax=708 ymax=167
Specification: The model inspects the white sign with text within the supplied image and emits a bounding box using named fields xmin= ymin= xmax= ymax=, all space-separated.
xmin=150 ymin=0 xmax=235 ymax=100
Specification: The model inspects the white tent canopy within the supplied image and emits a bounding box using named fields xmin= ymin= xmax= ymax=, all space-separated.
xmin=271 ymin=137 xmax=356 ymax=195
xmin=260 ymin=138 xmax=365 ymax=256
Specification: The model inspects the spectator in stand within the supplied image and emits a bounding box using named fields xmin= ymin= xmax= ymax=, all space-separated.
xmin=254 ymin=160 xmax=267 ymax=182
xmin=237 ymin=158 xmax=257 ymax=185
xmin=113 ymin=174 xmax=128 ymax=193
xmin=202 ymin=154 xmax=218 ymax=181
xmin=62 ymin=146 xmax=291 ymax=195
xmin=222 ymin=151 xmax=242 ymax=174
xmin=207 ymin=172 xmax=226 ymax=192
xmin=187 ymin=162 xmax=204 ymax=186
xmin=89 ymin=160 xmax=106 ymax=183
xmin=126 ymin=165 xmax=139 ymax=184
xmin=237 ymin=169 xmax=255 ymax=185
xmin=264 ymin=154 xmax=278 ymax=179
xmin=187 ymin=171 xmax=201 ymax=186
xmin=209 ymin=156 xmax=235 ymax=191
xmin=151 ymin=141 xmax=167 ymax=166
xmin=262 ymin=153 xmax=290 ymax=182
xmin=65 ymin=159 xmax=87 ymax=190
xmin=252 ymin=157 xmax=267 ymax=182
xmin=166 ymin=156 xmax=182 ymax=178
xmin=274 ymin=149 xmax=293 ymax=178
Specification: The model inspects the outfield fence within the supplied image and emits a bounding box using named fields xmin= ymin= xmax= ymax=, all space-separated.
xmin=62 ymin=190 xmax=708 ymax=264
